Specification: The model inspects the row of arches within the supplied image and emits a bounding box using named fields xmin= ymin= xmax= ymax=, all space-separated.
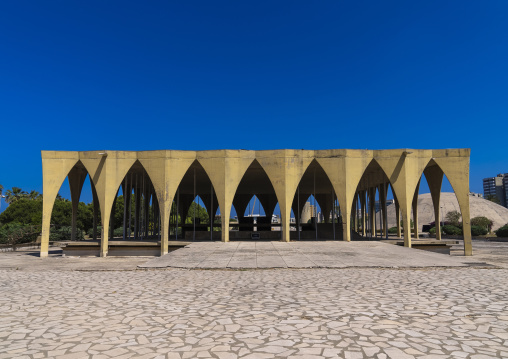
xmin=40 ymin=149 xmax=473 ymax=257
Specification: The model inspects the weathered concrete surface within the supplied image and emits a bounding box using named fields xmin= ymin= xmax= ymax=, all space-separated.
xmin=41 ymin=149 xmax=473 ymax=257
xmin=139 ymin=241 xmax=484 ymax=269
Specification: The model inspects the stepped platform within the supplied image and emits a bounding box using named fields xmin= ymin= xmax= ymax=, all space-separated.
xmin=61 ymin=240 xmax=190 ymax=257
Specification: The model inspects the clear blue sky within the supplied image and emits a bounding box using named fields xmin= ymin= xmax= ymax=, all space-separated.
xmin=1 ymin=0 xmax=507 ymax=211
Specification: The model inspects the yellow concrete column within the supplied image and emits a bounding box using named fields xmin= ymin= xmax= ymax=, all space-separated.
xmin=257 ymin=150 xmax=313 ymax=242
xmin=412 ymin=179 xmax=421 ymax=240
xmin=401 ymin=205 xmax=412 ymax=246
xmin=316 ymin=150 xmax=372 ymax=242
xmin=433 ymin=150 xmax=472 ymax=255
xmin=81 ymin=151 xmax=137 ymax=257
xmin=40 ymin=152 xmax=79 ymax=258
xmin=376 ymin=150 xmax=432 ymax=247
xmin=198 ymin=150 xmax=255 ymax=242
xmin=139 ymin=150 xmax=196 ymax=255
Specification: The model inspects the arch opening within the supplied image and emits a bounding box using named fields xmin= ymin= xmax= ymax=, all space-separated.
xmin=107 ymin=160 xmax=160 ymax=242
xmin=170 ymin=160 xmax=221 ymax=241
xmin=47 ymin=160 xmax=96 ymax=243
xmin=412 ymin=159 xmax=468 ymax=242
xmin=353 ymin=159 xmax=393 ymax=240
xmin=292 ymin=159 xmax=339 ymax=240
xmin=230 ymin=159 xmax=280 ymax=240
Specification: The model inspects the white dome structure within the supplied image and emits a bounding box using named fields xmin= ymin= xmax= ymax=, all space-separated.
xmin=386 ymin=192 xmax=508 ymax=231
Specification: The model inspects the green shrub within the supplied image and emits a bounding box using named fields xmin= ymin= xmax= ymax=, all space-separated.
xmin=442 ymin=225 xmax=462 ymax=235
xmin=85 ymin=226 xmax=125 ymax=238
xmin=50 ymin=226 xmax=84 ymax=241
xmin=87 ymin=226 xmax=102 ymax=237
xmin=0 ymin=223 xmax=40 ymax=245
xmin=445 ymin=210 xmax=461 ymax=226
xmin=470 ymin=216 xmax=493 ymax=232
xmin=387 ymin=227 xmax=398 ymax=234
xmin=113 ymin=227 xmax=124 ymax=238
xmin=495 ymin=224 xmax=508 ymax=238
xmin=429 ymin=226 xmax=444 ymax=235
xmin=470 ymin=225 xmax=488 ymax=236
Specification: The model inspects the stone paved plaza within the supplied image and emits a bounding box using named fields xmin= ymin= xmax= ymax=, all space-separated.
xmin=140 ymin=242 xmax=479 ymax=269
xmin=1 ymin=242 xmax=508 ymax=359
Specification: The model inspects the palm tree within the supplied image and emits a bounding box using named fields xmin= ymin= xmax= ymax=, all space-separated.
xmin=28 ymin=190 xmax=41 ymax=200
xmin=0 ymin=184 xmax=4 ymax=211
xmin=4 ymin=187 xmax=27 ymax=204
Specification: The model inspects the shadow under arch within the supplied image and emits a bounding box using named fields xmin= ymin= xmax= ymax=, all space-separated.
xmin=353 ymin=158 xmax=393 ymax=240
xmin=171 ymin=160 xmax=221 ymax=241
xmin=230 ymin=159 xmax=280 ymax=239
xmin=106 ymin=160 xmax=160 ymax=242
xmin=292 ymin=159 xmax=340 ymax=240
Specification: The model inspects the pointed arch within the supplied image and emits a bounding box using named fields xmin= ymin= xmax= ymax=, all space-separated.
xmin=172 ymin=159 xmax=222 ymax=241
xmin=315 ymin=150 xmax=373 ymax=242
xmin=291 ymin=159 xmax=336 ymax=239
xmin=422 ymin=153 xmax=472 ymax=255
xmin=137 ymin=150 xmax=195 ymax=254
xmin=374 ymin=150 xmax=433 ymax=247
xmin=352 ymin=158 xmax=393 ymax=240
xmin=256 ymin=150 xmax=313 ymax=241
xmin=41 ymin=155 xmax=87 ymax=257
xmin=108 ymin=160 xmax=160 ymax=244
xmin=79 ymin=152 xmax=137 ymax=256
xmin=243 ymin=195 xmax=265 ymax=217
xmin=230 ymin=159 xmax=278 ymax=237
xmin=197 ymin=150 xmax=256 ymax=242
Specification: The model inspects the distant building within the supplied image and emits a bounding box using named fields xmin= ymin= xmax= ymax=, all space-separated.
xmin=504 ymin=175 xmax=508 ymax=208
xmin=483 ymin=174 xmax=507 ymax=208
xmin=301 ymin=202 xmax=314 ymax=224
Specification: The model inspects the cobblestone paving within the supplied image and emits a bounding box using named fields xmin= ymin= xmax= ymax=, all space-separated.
xmin=1 ymin=268 xmax=507 ymax=359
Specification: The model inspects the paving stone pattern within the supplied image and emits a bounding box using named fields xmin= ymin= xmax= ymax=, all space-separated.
xmin=1 ymin=268 xmax=507 ymax=359
xmin=140 ymin=242 xmax=476 ymax=269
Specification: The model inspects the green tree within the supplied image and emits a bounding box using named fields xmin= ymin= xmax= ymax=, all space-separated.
xmin=495 ymin=224 xmax=508 ymax=238
xmin=445 ymin=210 xmax=461 ymax=226
xmin=0 ymin=198 xmax=43 ymax=225
xmin=470 ymin=216 xmax=493 ymax=233
xmin=0 ymin=195 xmax=94 ymax=233
xmin=485 ymin=195 xmax=500 ymax=205
xmin=27 ymin=190 xmax=42 ymax=200
xmin=185 ymin=202 xmax=209 ymax=224
xmin=4 ymin=187 xmax=28 ymax=204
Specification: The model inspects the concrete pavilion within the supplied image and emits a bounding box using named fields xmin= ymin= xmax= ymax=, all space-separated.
xmin=40 ymin=149 xmax=473 ymax=257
